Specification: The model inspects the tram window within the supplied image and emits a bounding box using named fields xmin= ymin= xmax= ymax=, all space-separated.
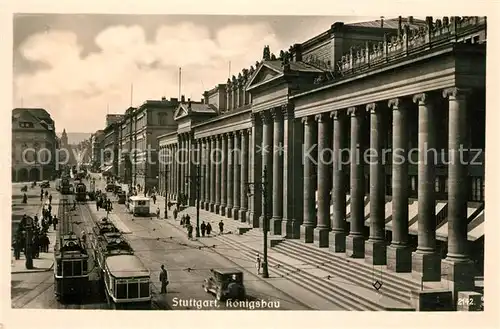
xmin=56 ymin=260 xmax=62 ymax=276
xmin=138 ymin=201 xmax=146 ymax=205
xmin=116 ymin=282 xmax=127 ymax=299
xmin=128 ymin=282 xmax=139 ymax=299
xmin=73 ymin=261 xmax=82 ymax=276
xmin=140 ymin=282 xmax=149 ymax=298
xmin=63 ymin=261 xmax=72 ymax=276
xmin=82 ymin=260 xmax=88 ymax=273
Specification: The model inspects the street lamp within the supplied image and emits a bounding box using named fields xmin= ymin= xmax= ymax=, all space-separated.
xmin=185 ymin=164 xmax=202 ymax=238
xmin=246 ymin=165 xmax=270 ymax=278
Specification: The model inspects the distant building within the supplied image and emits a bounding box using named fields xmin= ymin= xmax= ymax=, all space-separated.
xmin=12 ymin=108 xmax=57 ymax=181
xmin=106 ymin=114 xmax=124 ymax=127
xmin=91 ymin=130 xmax=105 ymax=170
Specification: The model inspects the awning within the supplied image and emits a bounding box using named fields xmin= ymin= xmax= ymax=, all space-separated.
xmin=102 ymin=165 xmax=113 ymax=173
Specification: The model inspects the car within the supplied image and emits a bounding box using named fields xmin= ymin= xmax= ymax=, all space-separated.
xmin=202 ymin=269 xmax=246 ymax=301
xmin=40 ymin=181 xmax=50 ymax=188
xmin=105 ymin=184 xmax=115 ymax=192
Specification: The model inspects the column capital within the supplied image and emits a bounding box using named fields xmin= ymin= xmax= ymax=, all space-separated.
xmin=281 ymin=103 xmax=294 ymax=119
xmin=366 ymin=102 xmax=379 ymax=113
xmin=388 ymin=97 xmax=411 ymax=109
xmin=314 ymin=112 xmax=329 ymax=122
xmin=260 ymin=110 xmax=273 ymax=124
xmin=412 ymin=92 xmax=430 ymax=105
xmin=330 ymin=110 xmax=346 ymax=120
xmin=239 ymin=129 xmax=248 ymax=137
xmin=271 ymin=107 xmax=283 ymax=121
xmin=224 ymin=132 xmax=233 ymax=138
xmin=250 ymin=112 xmax=259 ymax=125
xmin=246 ymin=128 xmax=252 ymax=136
xmin=301 ymin=115 xmax=315 ymax=125
xmin=442 ymin=87 xmax=472 ymax=100
xmin=347 ymin=106 xmax=363 ymax=117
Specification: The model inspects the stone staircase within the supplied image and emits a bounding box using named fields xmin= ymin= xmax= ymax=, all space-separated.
xmin=177 ymin=207 xmax=417 ymax=310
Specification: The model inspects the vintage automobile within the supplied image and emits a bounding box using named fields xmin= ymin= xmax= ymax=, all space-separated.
xmin=202 ymin=269 xmax=246 ymax=301
xmin=40 ymin=180 xmax=50 ymax=188
xmin=105 ymin=184 xmax=115 ymax=192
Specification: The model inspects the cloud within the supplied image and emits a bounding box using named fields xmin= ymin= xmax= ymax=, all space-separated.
xmin=14 ymin=22 xmax=284 ymax=133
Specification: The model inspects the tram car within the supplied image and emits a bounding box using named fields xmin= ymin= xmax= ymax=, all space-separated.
xmin=75 ymin=182 xmax=87 ymax=202
xmin=92 ymin=223 xmax=151 ymax=309
xmin=60 ymin=177 xmax=72 ymax=195
xmin=53 ymin=233 xmax=90 ymax=301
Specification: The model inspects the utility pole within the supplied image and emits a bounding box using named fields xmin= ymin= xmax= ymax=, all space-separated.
xmin=186 ymin=164 xmax=202 ymax=238
xmin=164 ymin=164 xmax=169 ymax=219
xmin=246 ymin=165 xmax=269 ymax=278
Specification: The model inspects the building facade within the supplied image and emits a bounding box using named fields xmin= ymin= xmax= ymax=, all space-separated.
xmin=12 ymin=108 xmax=57 ymax=181
xmin=91 ymin=130 xmax=105 ymax=169
xmin=158 ymin=16 xmax=486 ymax=298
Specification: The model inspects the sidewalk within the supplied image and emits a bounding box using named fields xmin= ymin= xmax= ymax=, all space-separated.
xmin=11 ymin=196 xmax=59 ymax=274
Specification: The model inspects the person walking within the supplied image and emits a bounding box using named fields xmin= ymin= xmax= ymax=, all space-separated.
xmin=52 ymin=215 xmax=58 ymax=231
xmin=156 ymin=207 xmax=160 ymax=219
xmin=206 ymin=222 xmax=212 ymax=236
xmin=159 ymin=265 xmax=169 ymax=294
xmin=256 ymin=253 xmax=262 ymax=275
xmin=187 ymin=224 xmax=193 ymax=240
xmin=200 ymin=221 xmax=206 ymax=237
xmin=218 ymin=220 xmax=224 ymax=235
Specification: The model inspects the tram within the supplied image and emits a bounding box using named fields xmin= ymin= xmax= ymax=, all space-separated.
xmin=53 ymin=200 xmax=89 ymax=301
xmin=92 ymin=218 xmax=151 ymax=309
xmin=60 ymin=177 xmax=72 ymax=195
xmin=75 ymin=182 xmax=87 ymax=202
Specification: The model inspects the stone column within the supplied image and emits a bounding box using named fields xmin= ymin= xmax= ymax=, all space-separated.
xmin=177 ymin=136 xmax=183 ymax=201
xmin=188 ymin=134 xmax=196 ymax=206
xmin=346 ymin=106 xmax=365 ymax=258
xmin=248 ymin=113 xmax=262 ymax=227
xmin=329 ymin=110 xmax=347 ymax=252
xmin=210 ymin=136 xmax=217 ymax=212
xmin=271 ymin=107 xmax=284 ymax=235
xmin=260 ymin=110 xmax=274 ymax=229
xmin=215 ymin=135 xmax=222 ymax=214
xmin=442 ymin=87 xmax=475 ymax=294
xmin=226 ymin=132 xmax=234 ymax=218
xmin=220 ymin=133 xmax=228 ymax=216
xmin=314 ymin=112 xmax=332 ymax=247
xmin=365 ymin=103 xmax=387 ymax=265
xmin=387 ymin=98 xmax=412 ymax=272
xmin=205 ymin=138 xmax=211 ymax=210
xmin=232 ymin=131 xmax=241 ymax=220
xmin=238 ymin=129 xmax=249 ymax=222
xmin=300 ymin=115 xmax=317 ymax=243
xmin=282 ymin=106 xmax=303 ymax=239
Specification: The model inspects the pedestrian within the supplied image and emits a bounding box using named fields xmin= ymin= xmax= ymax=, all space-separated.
xmin=173 ymin=208 xmax=178 ymax=220
xmin=40 ymin=192 xmax=43 ymax=202
xmin=22 ymin=193 xmax=27 ymax=204
xmin=181 ymin=214 xmax=186 ymax=226
xmin=53 ymin=215 xmax=58 ymax=231
xmin=152 ymin=194 xmax=156 ymax=204
xmin=206 ymin=222 xmax=212 ymax=236
xmin=49 ymin=194 xmax=52 ymax=204
xmin=200 ymin=221 xmax=206 ymax=237
xmin=48 ymin=204 xmax=52 ymax=215
xmin=167 ymin=201 xmax=172 ymax=210
xmin=156 ymin=207 xmax=160 ymax=219
xmin=159 ymin=264 xmax=169 ymax=294
xmin=97 ymin=200 xmax=100 ymax=211
xmin=256 ymin=253 xmax=261 ymax=275
xmin=219 ymin=220 xmax=224 ymax=234
xmin=185 ymin=214 xmax=191 ymax=226
xmin=45 ymin=190 xmax=48 ymax=198
xmin=187 ymin=224 xmax=193 ymax=240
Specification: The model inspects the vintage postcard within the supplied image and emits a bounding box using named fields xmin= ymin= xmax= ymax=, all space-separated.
xmin=3 ymin=0 xmax=499 ymax=328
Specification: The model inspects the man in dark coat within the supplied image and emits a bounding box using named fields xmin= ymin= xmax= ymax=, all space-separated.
xmin=159 ymin=265 xmax=169 ymax=294
xmin=219 ymin=220 xmax=224 ymax=234
xmin=206 ymin=222 xmax=212 ymax=236
xmin=200 ymin=221 xmax=206 ymax=237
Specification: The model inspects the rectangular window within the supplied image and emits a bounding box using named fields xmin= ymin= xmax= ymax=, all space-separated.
xmin=140 ymin=282 xmax=150 ymax=298
xmin=63 ymin=261 xmax=72 ymax=276
xmin=56 ymin=260 xmax=62 ymax=276
xmin=116 ymin=282 xmax=127 ymax=299
xmin=128 ymin=282 xmax=139 ymax=299
xmin=73 ymin=261 xmax=82 ymax=276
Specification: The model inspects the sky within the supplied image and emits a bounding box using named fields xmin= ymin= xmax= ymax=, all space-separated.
xmin=13 ymin=14 xmax=382 ymax=137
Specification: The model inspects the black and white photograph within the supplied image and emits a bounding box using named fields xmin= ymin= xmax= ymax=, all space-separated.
xmin=4 ymin=1 xmax=498 ymax=327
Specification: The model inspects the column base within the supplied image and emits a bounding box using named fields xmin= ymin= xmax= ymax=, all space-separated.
xmin=220 ymin=205 xmax=227 ymax=216
xmin=238 ymin=208 xmax=247 ymax=222
xmin=346 ymin=234 xmax=365 ymax=258
xmin=329 ymin=231 xmax=346 ymax=253
xmin=203 ymin=202 xmax=209 ymax=210
xmin=314 ymin=227 xmax=329 ymax=248
xmin=226 ymin=206 xmax=233 ymax=218
xmin=232 ymin=207 xmax=240 ymax=221
xmin=215 ymin=204 xmax=221 ymax=214
xmin=365 ymin=239 xmax=387 ymax=265
xmin=412 ymin=250 xmax=441 ymax=282
xmin=210 ymin=203 xmax=215 ymax=212
xmin=300 ymin=225 xmax=314 ymax=243
xmin=441 ymin=258 xmax=476 ymax=303
xmin=282 ymin=219 xmax=300 ymax=239
xmin=387 ymin=245 xmax=412 ymax=273
xmin=270 ymin=217 xmax=282 ymax=235
xmin=250 ymin=212 xmax=259 ymax=228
